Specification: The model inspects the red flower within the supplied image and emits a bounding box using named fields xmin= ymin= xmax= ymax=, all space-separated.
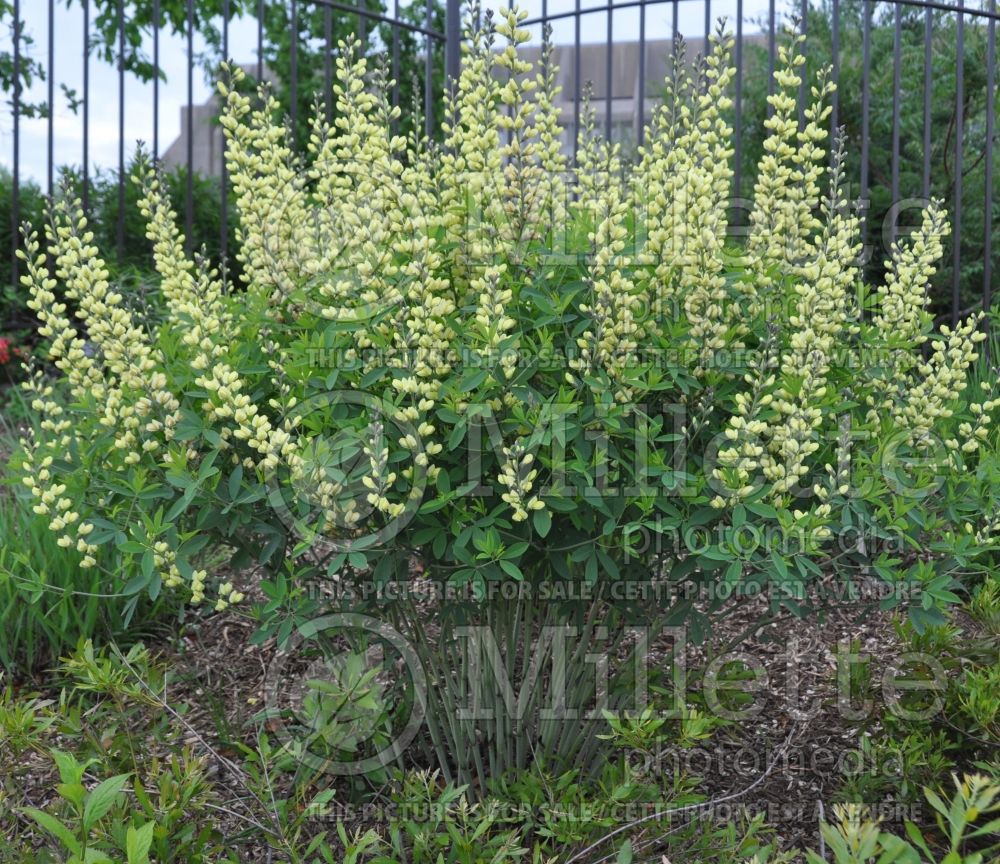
xmin=0 ymin=338 xmax=10 ymax=366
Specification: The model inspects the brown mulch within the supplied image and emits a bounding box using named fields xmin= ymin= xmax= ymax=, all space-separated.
xmin=147 ymin=574 xmax=918 ymax=855
xmin=675 ymin=590 xmax=907 ymax=851
xmin=5 ymin=563 xmax=961 ymax=859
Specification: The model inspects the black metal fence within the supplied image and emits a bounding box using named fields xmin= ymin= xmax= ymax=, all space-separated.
xmin=4 ymin=0 xmax=998 ymax=324
xmin=5 ymin=0 xmax=450 ymax=290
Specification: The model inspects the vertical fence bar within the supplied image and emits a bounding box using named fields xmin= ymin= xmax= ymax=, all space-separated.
xmin=12 ymin=0 xmax=20 ymax=290
xmin=290 ymin=0 xmax=298 ymax=142
xmin=153 ymin=0 xmax=159 ymax=161
xmin=861 ymin=0 xmax=871 ymax=228
xmin=735 ymin=0 xmax=743 ymax=198
xmin=705 ymin=0 xmax=711 ymax=44
xmin=390 ymin=0 xmax=399 ymax=129
xmin=446 ymin=0 xmax=460 ymax=85
xmin=605 ymin=6 xmax=613 ymax=143
xmin=221 ymin=0 xmax=229 ymax=275
xmin=638 ymin=0 xmax=646 ymax=147
xmin=117 ymin=0 xmax=126 ymax=262
xmin=48 ymin=0 xmax=55 ymax=198
xmin=83 ymin=0 xmax=90 ymax=215
xmin=767 ymin=0 xmax=775 ymax=112
xmin=797 ymin=0 xmax=806 ymax=126
xmin=186 ymin=0 xmax=194 ymax=252
xmin=425 ymin=0 xmax=433 ymax=138
xmin=922 ymin=7 xmax=932 ymax=199
xmin=542 ymin=0 xmax=548 ymax=109
xmin=830 ymin=0 xmax=839 ymax=137
xmin=327 ymin=4 xmax=335 ymax=123
xmin=258 ymin=0 xmax=264 ymax=83
xmin=506 ymin=0 xmax=515 ymax=153
xmin=574 ymin=0 xmax=581 ymax=161
xmin=986 ymin=0 xmax=996 ymax=327
xmin=891 ymin=3 xmax=901 ymax=242
xmin=953 ymin=0 xmax=964 ymax=324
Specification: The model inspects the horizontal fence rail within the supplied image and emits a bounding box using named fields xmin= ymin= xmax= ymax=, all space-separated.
xmin=2 ymin=0 xmax=997 ymax=326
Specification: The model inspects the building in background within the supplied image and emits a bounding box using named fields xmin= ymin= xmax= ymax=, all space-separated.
xmin=521 ymin=38 xmax=685 ymax=151
xmin=161 ymin=64 xmax=276 ymax=176
xmin=162 ymin=38 xmax=766 ymax=173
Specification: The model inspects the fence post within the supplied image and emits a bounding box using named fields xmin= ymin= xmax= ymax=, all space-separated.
xmin=445 ymin=0 xmax=461 ymax=86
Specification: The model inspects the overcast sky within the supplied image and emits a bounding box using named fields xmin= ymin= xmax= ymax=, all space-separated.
xmin=3 ymin=0 xmax=779 ymax=183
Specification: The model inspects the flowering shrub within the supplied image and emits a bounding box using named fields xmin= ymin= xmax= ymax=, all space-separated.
xmin=11 ymin=8 xmax=1000 ymax=781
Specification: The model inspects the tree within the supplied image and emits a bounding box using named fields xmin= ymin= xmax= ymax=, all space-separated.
xmin=1 ymin=0 xmax=445 ymax=140
xmin=1 ymin=0 xmax=46 ymax=118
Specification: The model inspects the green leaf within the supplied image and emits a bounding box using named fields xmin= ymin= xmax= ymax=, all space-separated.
xmin=460 ymin=368 xmax=488 ymax=391
xmin=121 ymin=574 xmax=149 ymax=596
xmin=596 ymin=548 xmax=620 ymax=579
xmin=126 ymin=821 xmax=155 ymax=864
xmin=724 ymin=560 xmax=742 ymax=584
xmin=417 ymin=493 xmax=451 ymax=514
xmin=166 ymin=486 xmax=198 ymax=522
xmin=82 ymin=773 xmax=130 ymax=831
xmin=533 ymin=507 xmax=552 ymax=538
xmin=585 ymin=553 xmax=598 ymax=584
xmin=228 ymin=465 xmax=244 ymax=500
xmin=22 ymin=808 xmax=82 ymax=857
xmin=746 ymin=501 xmax=778 ymax=519
xmin=499 ymin=559 xmax=523 ymax=580
xmin=616 ymin=839 xmax=633 ymax=864
xmin=505 ymin=541 xmax=529 ymax=559
xmin=51 ymin=749 xmax=86 ymax=787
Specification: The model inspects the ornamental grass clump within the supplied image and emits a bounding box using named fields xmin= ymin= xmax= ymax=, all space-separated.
xmin=12 ymin=9 xmax=1000 ymax=785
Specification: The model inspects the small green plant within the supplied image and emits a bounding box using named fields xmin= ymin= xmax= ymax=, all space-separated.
xmin=809 ymin=775 xmax=1000 ymax=864
xmin=969 ymin=578 xmax=1000 ymax=636
xmin=956 ymin=665 xmax=1000 ymax=742
xmin=837 ymin=606 xmax=1000 ymax=809
xmin=20 ymin=750 xmax=136 ymax=864
xmin=842 ymin=726 xmax=960 ymax=805
xmin=0 ymin=489 xmax=177 ymax=675
xmin=388 ymin=772 xmax=530 ymax=864
xmin=0 ymin=643 xmax=234 ymax=863
xmin=18 ymin=747 xmax=224 ymax=864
